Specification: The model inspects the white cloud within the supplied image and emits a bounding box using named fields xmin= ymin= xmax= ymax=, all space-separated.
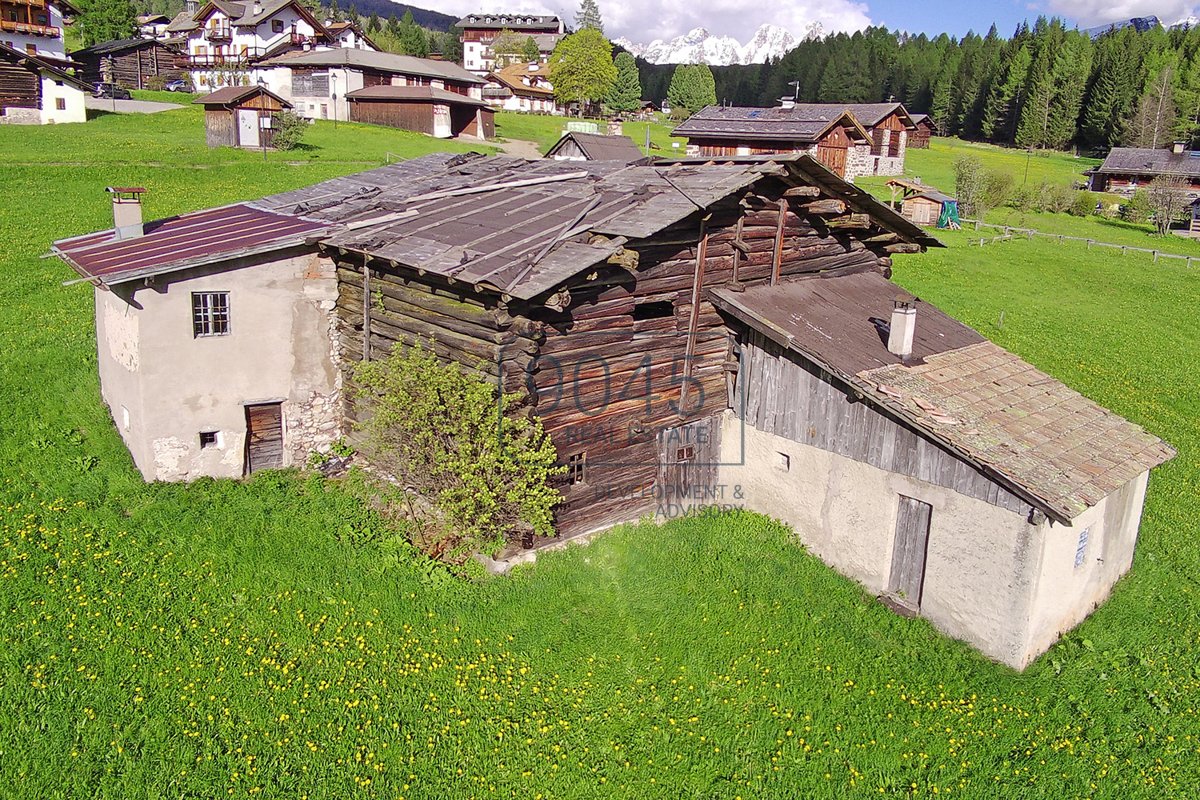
xmin=426 ymin=0 xmax=873 ymax=43
xmin=1038 ymin=0 xmax=1194 ymax=26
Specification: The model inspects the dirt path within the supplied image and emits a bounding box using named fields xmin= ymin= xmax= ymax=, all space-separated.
xmin=492 ymin=137 xmax=543 ymax=159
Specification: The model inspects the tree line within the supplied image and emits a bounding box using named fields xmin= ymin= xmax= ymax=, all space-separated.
xmin=636 ymin=18 xmax=1200 ymax=153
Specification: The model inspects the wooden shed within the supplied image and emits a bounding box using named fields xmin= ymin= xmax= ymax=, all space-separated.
xmin=194 ymin=85 xmax=292 ymax=149
xmin=545 ymin=131 xmax=646 ymax=163
xmin=71 ymin=38 xmax=189 ymax=90
xmin=909 ymin=113 xmax=936 ymax=148
xmin=345 ymin=85 xmax=494 ymax=139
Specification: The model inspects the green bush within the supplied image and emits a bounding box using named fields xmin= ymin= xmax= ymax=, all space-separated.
xmin=1069 ymin=191 xmax=1099 ymax=217
xmin=1038 ymin=182 xmax=1075 ymax=213
xmin=1120 ymin=189 xmax=1151 ymax=223
xmin=270 ymin=110 xmax=308 ymax=151
xmin=353 ymin=338 xmax=563 ymax=566
xmin=144 ymin=75 xmax=166 ymax=92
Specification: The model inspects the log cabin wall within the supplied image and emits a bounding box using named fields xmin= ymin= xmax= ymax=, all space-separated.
xmin=348 ymin=99 xmax=435 ymax=134
xmin=529 ymin=177 xmax=897 ymax=540
xmin=78 ymin=44 xmax=189 ymax=90
xmin=0 ymin=59 xmax=39 ymax=110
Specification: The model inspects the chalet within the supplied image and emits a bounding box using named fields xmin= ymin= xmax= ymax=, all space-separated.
xmin=482 ymin=61 xmax=558 ymax=113
xmin=673 ymin=103 xmax=874 ymax=179
xmin=545 ymin=131 xmax=645 ymax=162
xmin=136 ymin=13 xmax=173 ymax=40
xmin=0 ymin=41 xmax=86 ymax=123
xmin=835 ymin=102 xmax=916 ymax=174
xmin=1088 ymin=142 xmax=1200 ymax=194
xmin=169 ymin=0 xmax=377 ymax=91
xmin=195 ymin=84 xmax=291 ymax=148
xmin=53 ymin=153 xmax=1174 ymax=670
xmin=71 ymin=38 xmax=189 ymax=90
xmin=909 ymin=112 xmax=935 ymax=148
xmin=258 ymin=48 xmax=485 ymax=124
xmin=0 ymin=0 xmax=74 ymax=63
xmin=456 ymin=13 xmax=564 ymax=75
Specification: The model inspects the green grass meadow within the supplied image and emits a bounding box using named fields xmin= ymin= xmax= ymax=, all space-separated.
xmin=494 ymin=110 xmax=684 ymax=154
xmin=1 ymin=112 xmax=1199 ymax=797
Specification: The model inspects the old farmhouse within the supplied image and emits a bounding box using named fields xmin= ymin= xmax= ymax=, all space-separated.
xmin=909 ymin=113 xmax=936 ymax=148
xmin=54 ymin=153 xmax=1173 ymax=670
xmin=674 ymin=101 xmax=916 ymax=179
xmin=673 ymin=105 xmax=874 ymax=179
xmin=71 ymin=37 xmax=189 ymax=90
xmin=1088 ymin=142 xmax=1200 ymax=194
xmin=0 ymin=41 xmax=87 ymax=124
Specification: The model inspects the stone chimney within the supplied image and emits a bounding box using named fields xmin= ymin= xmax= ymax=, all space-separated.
xmin=106 ymin=187 xmax=145 ymax=240
xmin=887 ymin=296 xmax=916 ymax=359
xmin=1172 ymin=141 xmax=1187 ymax=154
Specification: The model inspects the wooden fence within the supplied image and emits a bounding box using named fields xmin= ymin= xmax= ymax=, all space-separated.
xmin=963 ymin=218 xmax=1200 ymax=266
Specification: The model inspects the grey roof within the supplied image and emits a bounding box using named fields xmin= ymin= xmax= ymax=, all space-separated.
xmin=456 ymin=13 xmax=562 ymax=31
xmin=165 ymin=9 xmax=198 ymax=32
xmin=711 ymin=273 xmax=1175 ymax=522
xmin=260 ymin=49 xmax=486 ymax=85
xmin=194 ymin=84 xmax=292 ymax=108
xmin=674 ymin=105 xmax=869 ymax=143
xmin=1094 ymin=146 xmax=1200 ymax=178
xmin=833 ymin=102 xmax=915 ymax=128
xmin=71 ymin=37 xmax=176 ymax=57
xmin=913 ymin=190 xmax=955 ymax=204
xmin=545 ymin=132 xmax=646 ymax=163
xmin=346 ymin=85 xmax=490 ymax=108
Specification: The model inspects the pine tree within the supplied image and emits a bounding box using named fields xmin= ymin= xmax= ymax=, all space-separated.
xmin=76 ymin=0 xmax=138 ymax=47
xmin=396 ymin=10 xmax=429 ymax=57
xmin=982 ymin=41 xmax=1032 ymax=143
xmin=607 ymin=51 xmax=642 ymax=113
xmin=1128 ymin=62 xmax=1178 ymax=147
xmin=365 ymin=13 xmax=380 ymax=33
xmin=521 ymin=36 xmax=540 ymax=63
xmin=667 ymin=64 xmax=715 ymax=115
xmin=575 ymin=0 xmax=603 ymax=34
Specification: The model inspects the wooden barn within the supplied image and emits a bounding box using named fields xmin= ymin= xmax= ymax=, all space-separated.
xmin=71 ymin=38 xmax=189 ymax=90
xmin=54 ymin=152 xmax=1174 ymax=669
xmin=886 ymin=178 xmax=957 ymax=226
xmin=909 ymin=113 xmax=936 ymax=148
xmin=545 ymin=131 xmax=645 ymax=162
xmin=672 ymin=105 xmax=874 ymax=179
xmin=345 ymin=85 xmax=494 ymax=138
xmin=0 ymin=41 xmax=87 ymax=124
xmin=194 ymin=85 xmax=292 ymax=148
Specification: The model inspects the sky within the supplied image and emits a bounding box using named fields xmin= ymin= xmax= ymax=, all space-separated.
xmin=430 ymin=0 xmax=1200 ymax=44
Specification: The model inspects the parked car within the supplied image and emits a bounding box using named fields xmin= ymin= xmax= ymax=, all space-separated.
xmin=163 ymin=79 xmax=189 ymax=92
xmin=93 ymin=82 xmax=131 ymax=100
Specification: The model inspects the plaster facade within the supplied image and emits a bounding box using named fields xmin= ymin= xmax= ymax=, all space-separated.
xmin=95 ymin=249 xmax=342 ymax=481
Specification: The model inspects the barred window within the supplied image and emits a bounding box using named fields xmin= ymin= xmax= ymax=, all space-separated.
xmin=567 ymin=451 xmax=586 ymax=485
xmin=192 ymin=292 xmax=230 ymax=337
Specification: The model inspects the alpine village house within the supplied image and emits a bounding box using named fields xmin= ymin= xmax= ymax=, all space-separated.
xmin=0 ymin=0 xmax=86 ymax=124
xmin=53 ymin=154 xmax=1174 ymax=671
xmin=674 ymin=101 xmax=917 ymax=179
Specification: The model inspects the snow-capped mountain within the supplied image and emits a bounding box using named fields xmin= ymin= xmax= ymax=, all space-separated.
xmin=1172 ymin=14 xmax=1200 ymax=29
xmin=615 ymin=23 xmax=814 ymax=66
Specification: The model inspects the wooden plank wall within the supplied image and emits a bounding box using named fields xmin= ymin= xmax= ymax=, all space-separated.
xmin=348 ymin=100 xmax=434 ymax=134
xmin=204 ymin=109 xmax=235 ymax=147
xmin=733 ymin=331 xmax=1033 ymax=517
xmin=79 ymin=45 xmax=189 ymax=89
xmin=0 ymin=60 xmax=39 ymax=109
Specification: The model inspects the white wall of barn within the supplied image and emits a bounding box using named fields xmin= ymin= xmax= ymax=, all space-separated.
xmin=94 ymin=250 xmax=342 ymax=481
xmin=39 ymin=75 xmax=85 ymax=124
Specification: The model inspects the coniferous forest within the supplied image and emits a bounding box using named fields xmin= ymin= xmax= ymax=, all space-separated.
xmin=636 ymin=18 xmax=1200 ymax=154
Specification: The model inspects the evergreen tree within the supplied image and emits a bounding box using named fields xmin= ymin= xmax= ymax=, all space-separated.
xmin=548 ymin=28 xmax=617 ymax=115
xmin=521 ymin=36 xmax=540 ymax=63
xmin=77 ymin=0 xmax=137 ymax=46
xmin=575 ymin=0 xmax=603 ymax=34
xmin=396 ymin=10 xmax=429 ymax=57
xmin=607 ymin=51 xmax=642 ymax=113
xmin=365 ymin=12 xmax=380 ymax=33
xmin=667 ymin=64 xmax=716 ymax=115
xmin=1128 ymin=61 xmax=1178 ymax=148
xmin=982 ymin=41 xmax=1032 ymax=143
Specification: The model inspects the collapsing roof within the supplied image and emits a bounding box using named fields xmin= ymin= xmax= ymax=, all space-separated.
xmin=53 ymin=153 xmax=935 ymax=302
xmin=711 ymin=273 xmax=1175 ymax=523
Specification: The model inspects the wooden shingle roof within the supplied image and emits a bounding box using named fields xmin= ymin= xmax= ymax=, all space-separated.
xmin=674 ymin=106 xmax=870 ymax=143
xmin=1094 ymin=146 xmax=1200 ymax=178
xmin=711 ymin=273 xmax=1175 ymax=523
xmin=545 ymin=132 xmax=646 ymax=163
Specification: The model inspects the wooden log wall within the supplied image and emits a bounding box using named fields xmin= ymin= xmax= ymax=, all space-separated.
xmin=80 ymin=45 xmax=189 ymax=90
xmin=528 ymin=176 xmax=896 ymax=539
xmin=0 ymin=60 xmax=40 ymax=109
xmin=348 ymin=100 xmax=435 ymax=135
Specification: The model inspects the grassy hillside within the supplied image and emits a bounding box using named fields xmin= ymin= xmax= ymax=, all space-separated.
xmin=1 ymin=112 xmax=1198 ymax=797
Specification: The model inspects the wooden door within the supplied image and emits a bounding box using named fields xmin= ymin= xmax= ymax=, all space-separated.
xmin=888 ymin=496 xmax=932 ymax=608
xmin=237 ymin=109 xmax=258 ymax=146
xmin=656 ymin=414 xmax=721 ymax=515
xmin=815 ymin=142 xmax=847 ymax=176
xmin=244 ymin=402 xmax=284 ymax=474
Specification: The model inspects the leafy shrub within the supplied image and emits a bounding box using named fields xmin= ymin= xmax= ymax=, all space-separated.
xmin=1119 ymin=189 xmax=1151 ymax=223
xmin=271 ymin=110 xmax=308 ymax=151
xmin=1006 ymin=184 xmax=1038 ymax=212
xmin=1038 ymin=183 xmax=1076 ymax=214
xmin=955 ymin=156 xmax=1013 ymax=216
xmin=1069 ymin=192 xmax=1099 ymax=217
xmin=144 ymin=75 xmax=166 ymax=92
xmin=353 ymin=338 xmax=563 ymax=566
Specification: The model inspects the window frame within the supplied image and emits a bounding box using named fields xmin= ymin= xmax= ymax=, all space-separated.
xmin=271 ymin=18 xmax=285 ymax=33
xmin=191 ymin=291 xmax=231 ymax=338
xmin=567 ymin=451 xmax=586 ymax=485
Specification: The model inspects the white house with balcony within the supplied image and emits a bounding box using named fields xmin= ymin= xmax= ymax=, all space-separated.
xmin=179 ymin=0 xmax=372 ymax=91
xmin=0 ymin=0 xmax=74 ymax=64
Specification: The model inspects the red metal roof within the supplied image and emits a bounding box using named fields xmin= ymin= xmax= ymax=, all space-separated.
xmin=54 ymin=204 xmax=330 ymax=285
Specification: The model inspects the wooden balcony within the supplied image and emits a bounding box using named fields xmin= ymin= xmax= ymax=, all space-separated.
xmin=203 ymin=26 xmax=232 ymax=42
xmin=0 ymin=19 xmax=59 ymax=36
xmin=188 ymin=48 xmax=264 ymax=67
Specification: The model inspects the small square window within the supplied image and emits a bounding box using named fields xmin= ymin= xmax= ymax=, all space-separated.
xmin=199 ymin=431 xmax=219 ymax=449
xmin=272 ymin=19 xmax=284 ymax=33
xmin=776 ymin=451 xmax=790 ymax=471
xmin=55 ymin=97 xmax=66 ymax=110
xmin=1074 ymin=527 xmax=1090 ymax=569
xmin=192 ymin=291 xmax=230 ymax=337
xmin=567 ymin=451 xmax=586 ymax=485
xmin=676 ymin=445 xmax=695 ymax=462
